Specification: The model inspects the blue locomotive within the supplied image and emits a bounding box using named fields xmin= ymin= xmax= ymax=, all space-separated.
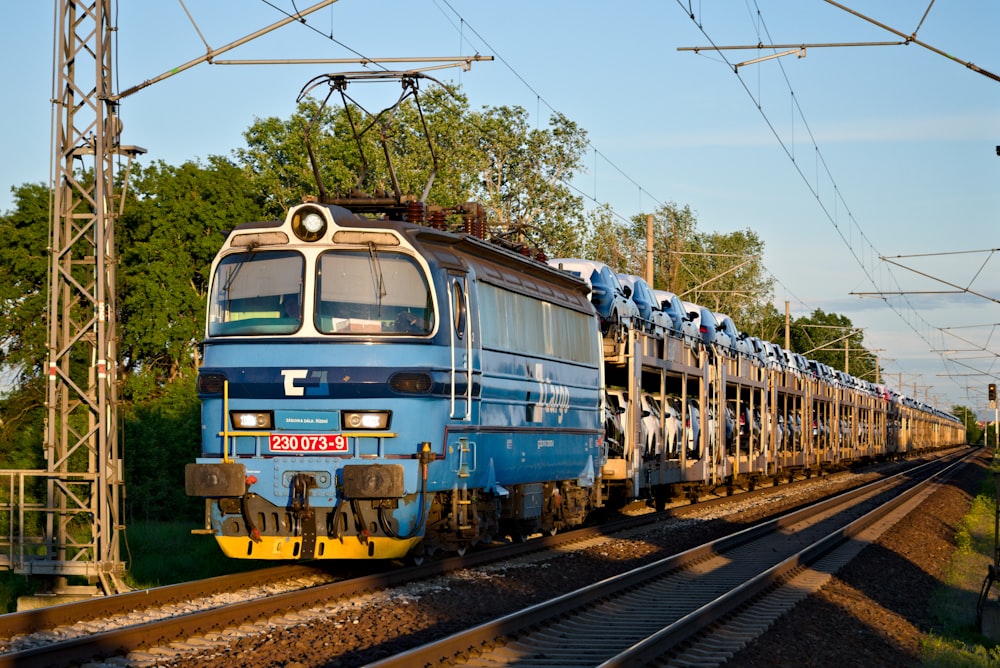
xmin=185 ymin=200 xmax=605 ymax=560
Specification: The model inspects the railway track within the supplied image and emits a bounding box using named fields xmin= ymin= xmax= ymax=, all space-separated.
xmin=364 ymin=450 xmax=971 ymax=667
xmin=0 ymin=452 xmax=963 ymax=667
xmin=0 ymin=505 xmax=684 ymax=667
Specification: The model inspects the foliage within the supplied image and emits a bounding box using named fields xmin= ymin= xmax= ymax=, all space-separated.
xmin=120 ymin=371 xmax=203 ymax=523
xmin=123 ymin=521 xmax=262 ymax=589
xmin=471 ymin=107 xmax=588 ymax=256
xmin=118 ymin=157 xmax=265 ymax=398
xmin=582 ymin=204 xmax=641 ymax=271
xmin=744 ymin=302 xmax=787 ymax=345
xmin=0 ymin=182 xmax=52 ymax=384
xmin=921 ymin=476 xmax=1000 ymax=666
xmin=951 ymin=405 xmax=983 ymax=445
xmin=238 ymin=87 xmax=590 ymax=258
xmin=986 ymin=423 xmax=998 ymax=452
xmin=238 ymin=97 xmax=368 ymax=217
xmin=0 ymin=377 xmax=46 ymax=470
xmin=671 ymin=227 xmax=773 ymax=326
xmin=238 ymin=86 xmax=481 ymax=218
xmin=789 ymin=309 xmax=878 ymax=380
xmin=378 ymin=85 xmax=484 ymax=209
xmin=583 ymin=201 xmax=776 ymax=337
xmin=0 ymin=572 xmax=39 ymax=614
xmin=921 ymin=636 xmax=1000 ymax=668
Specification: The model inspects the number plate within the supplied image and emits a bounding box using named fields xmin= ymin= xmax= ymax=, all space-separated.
xmin=268 ymin=433 xmax=348 ymax=452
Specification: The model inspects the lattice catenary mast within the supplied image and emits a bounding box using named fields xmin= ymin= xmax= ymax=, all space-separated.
xmin=40 ymin=0 xmax=142 ymax=596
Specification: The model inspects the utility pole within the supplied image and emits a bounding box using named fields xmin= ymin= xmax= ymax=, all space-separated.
xmin=38 ymin=0 xmax=143 ymax=598
xmin=784 ymin=301 xmax=790 ymax=350
xmin=645 ymin=213 xmax=654 ymax=285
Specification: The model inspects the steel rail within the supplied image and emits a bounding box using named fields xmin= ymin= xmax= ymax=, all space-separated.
xmin=0 ymin=505 xmax=680 ymax=667
xmin=363 ymin=450 xmax=970 ymax=667
xmin=0 ymin=564 xmax=323 ymax=639
xmin=605 ymin=449 xmax=972 ymax=667
xmin=0 ymin=452 xmax=959 ymax=667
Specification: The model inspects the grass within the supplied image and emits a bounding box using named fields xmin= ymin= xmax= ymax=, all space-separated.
xmin=122 ymin=521 xmax=266 ymax=589
xmin=0 ymin=571 xmax=39 ymax=613
xmin=921 ymin=471 xmax=1000 ymax=666
xmin=0 ymin=522 xmax=267 ymax=612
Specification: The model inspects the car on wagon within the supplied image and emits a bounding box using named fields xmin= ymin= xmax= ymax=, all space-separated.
xmin=548 ymin=258 xmax=640 ymax=339
xmin=617 ymin=274 xmax=672 ymax=339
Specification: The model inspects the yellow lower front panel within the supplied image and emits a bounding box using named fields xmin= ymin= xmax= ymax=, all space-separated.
xmin=215 ymin=534 xmax=423 ymax=560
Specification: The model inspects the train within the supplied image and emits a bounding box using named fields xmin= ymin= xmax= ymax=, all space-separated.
xmin=185 ymin=198 xmax=966 ymax=561
xmin=184 ymin=199 xmax=605 ymax=560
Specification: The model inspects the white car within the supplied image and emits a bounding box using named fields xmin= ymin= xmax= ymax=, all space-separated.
xmin=713 ymin=312 xmax=741 ymax=356
xmin=548 ymin=258 xmax=640 ymax=339
xmin=640 ymin=392 xmax=674 ymax=458
xmin=617 ymin=274 xmax=672 ymax=339
xmin=651 ymin=289 xmax=689 ymax=338
xmin=606 ymin=387 xmax=649 ymax=460
xmin=682 ymin=301 xmax=724 ymax=350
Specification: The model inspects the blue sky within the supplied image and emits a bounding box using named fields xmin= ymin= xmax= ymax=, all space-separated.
xmin=2 ymin=1 xmax=998 ymax=416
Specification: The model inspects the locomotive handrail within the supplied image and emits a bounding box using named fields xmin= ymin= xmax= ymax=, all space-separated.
xmin=448 ymin=275 xmax=472 ymax=421
xmin=464 ymin=277 xmax=472 ymax=418
xmin=449 ymin=278 xmax=459 ymax=419
xmin=222 ymin=379 xmax=232 ymax=463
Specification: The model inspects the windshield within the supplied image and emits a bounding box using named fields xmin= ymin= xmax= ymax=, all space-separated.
xmin=208 ymin=250 xmax=304 ymax=336
xmin=315 ymin=249 xmax=434 ymax=335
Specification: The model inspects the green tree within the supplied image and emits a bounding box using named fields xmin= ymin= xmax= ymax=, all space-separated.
xmin=118 ymin=157 xmax=264 ymax=398
xmin=742 ymin=302 xmax=786 ymax=343
xmin=237 ymin=88 xmax=590 ymax=258
xmin=376 ymin=84 xmax=483 ymax=209
xmin=471 ymin=107 xmax=588 ymax=256
xmin=644 ymin=202 xmax=699 ymax=296
xmin=121 ymin=371 xmax=203 ymax=522
xmin=0 ymin=183 xmax=52 ymax=385
xmin=584 ymin=201 xmax=775 ymax=336
xmin=238 ymin=87 xmax=479 ymax=218
xmin=788 ymin=309 xmax=878 ymax=380
xmin=581 ymin=204 xmax=640 ymax=270
xmin=0 ymin=378 xmax=45 ymax=470
xmin=950 ymin=405 xmax=981 ymax=445
xmin=674 ymin=228 xmax=772 ymax=326
xmin=0 ymin=184 xmax=52 ymax=474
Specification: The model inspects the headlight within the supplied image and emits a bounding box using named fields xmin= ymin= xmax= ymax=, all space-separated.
xmin=290 ymin=205 xmax=328 ymax=242
xmin=230 ymin=411 xmax=273 ymax=430
xmin=341 ymin=411 xmax=391 ymax=430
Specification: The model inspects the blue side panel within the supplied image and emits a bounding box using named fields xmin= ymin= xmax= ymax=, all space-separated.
xmin=199 ymin=337 xmax=601 ymax=509
xmin=447 ymin=347 xmax=602 ymax=488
